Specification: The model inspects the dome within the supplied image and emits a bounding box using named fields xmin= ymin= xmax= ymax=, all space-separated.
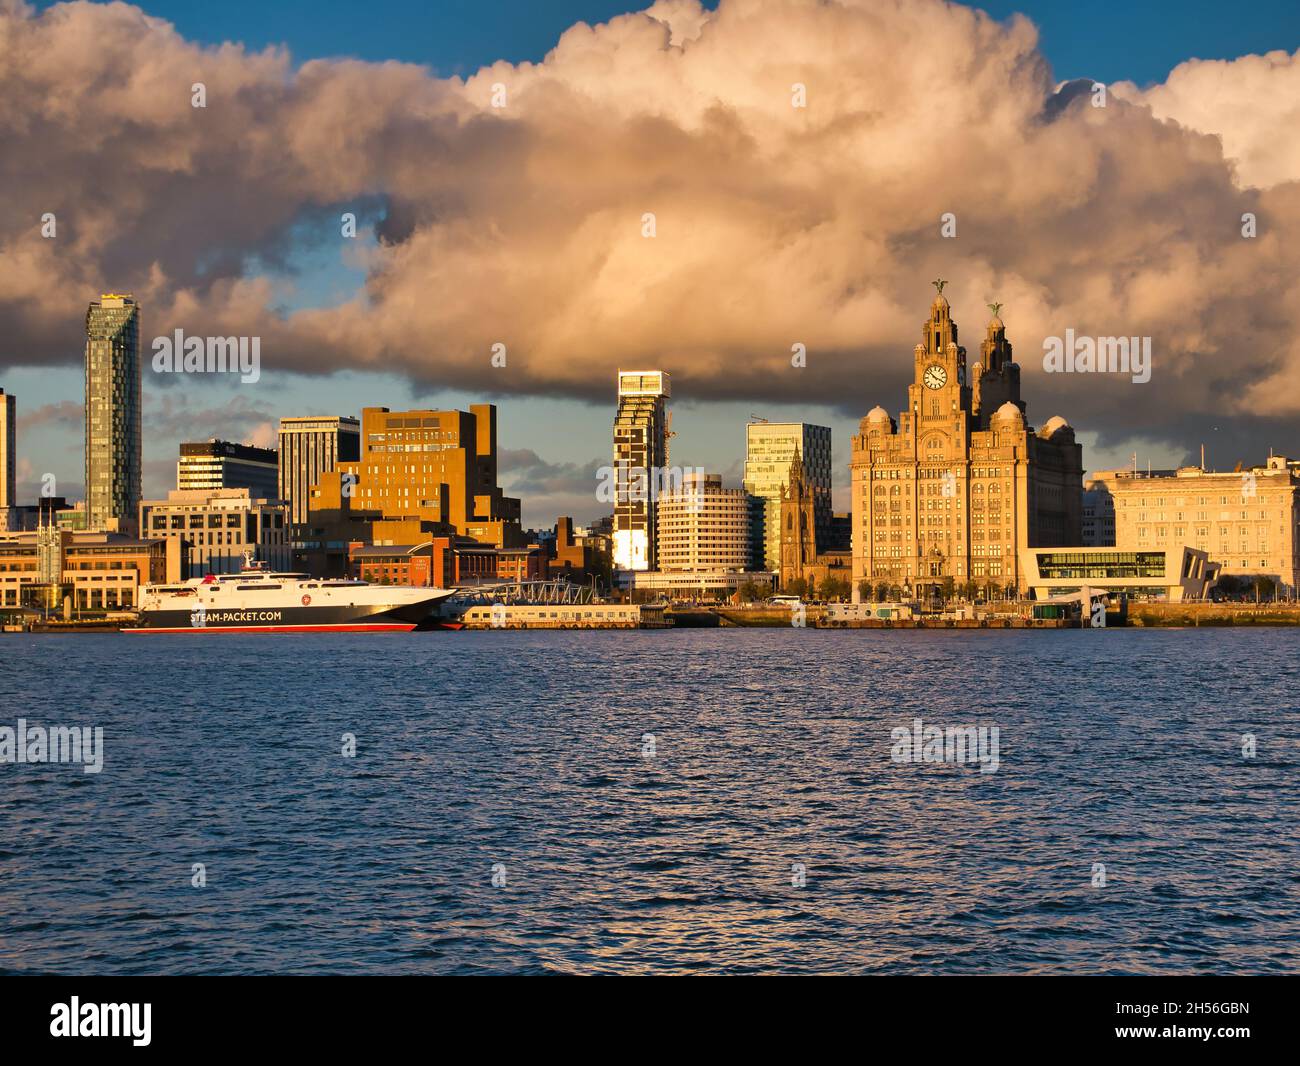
xmin=993 ymin=401 xmax=1024 ymax=423
xmin=1039 ymin=415 xmax=1073 ymax=440
xmin=867 ymin=405 xmax=890 ymax=422
xmin=988 ymin=315 xmax=1004 ymax=330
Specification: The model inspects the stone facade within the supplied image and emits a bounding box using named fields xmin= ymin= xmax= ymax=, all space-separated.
xmin=850 ymin=285 xmax=1083 ymax=594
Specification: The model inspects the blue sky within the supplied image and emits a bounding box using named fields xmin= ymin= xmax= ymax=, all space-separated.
xmin=13 ymin=0 xmax=1300 ymax=524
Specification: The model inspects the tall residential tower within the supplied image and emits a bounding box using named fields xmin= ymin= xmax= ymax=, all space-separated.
xmin=612 ymin=370 xmax=671 ymax=571
xmin=0 ymin=387 xmax=15 ymax=528
xmin=85 ymin=294 xmax=142 ymax=534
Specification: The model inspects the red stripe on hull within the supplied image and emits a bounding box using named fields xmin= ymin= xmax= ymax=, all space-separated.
xmin=122 ymin=622 xmax=418 ymax=634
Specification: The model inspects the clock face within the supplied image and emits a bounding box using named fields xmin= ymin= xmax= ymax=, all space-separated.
xmin=923 ymin=364 xmax=947 ymax=390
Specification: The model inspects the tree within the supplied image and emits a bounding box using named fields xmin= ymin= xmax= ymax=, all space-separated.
xmin=786 ymin=577 xmax=808 ymax=598
xmin=875 ymin=581 xmax=890 ymax=602
xmin=858 ymin=580 xmax=873 ymax=602
xmin=940 ymin=576 xmax=956 ymax=602
xmin=960 ymin=579 xmax=978 ymax=602
xmin=822 ymin=576 xmax=850 ymax=601
xmin=1253 ymin=575 xmax=1276 ymax=602
xmin=1215 ymin=575 xmax=1242 ymax=600
xmin=737 ymin=580 xmax=760 ymax=603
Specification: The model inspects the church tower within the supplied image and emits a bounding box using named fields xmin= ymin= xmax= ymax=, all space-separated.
xmin=779 ymin=454 xmax=817 ymax=586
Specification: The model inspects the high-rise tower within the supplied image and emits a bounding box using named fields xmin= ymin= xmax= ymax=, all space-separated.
xmin=84 ymin=294 xmax=141 ymax=534
xmin=612 ymin=370 xmax=671 ymax=571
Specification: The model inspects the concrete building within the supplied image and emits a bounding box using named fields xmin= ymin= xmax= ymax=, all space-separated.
xmin=743 ymin=421 xmax=832 ymax=571
xmin=312 ymin=405 xmax=522 ymax=546
xmin=656 ymin=471 xmax=757 ymax=573
xmin=278 ymin=415 xmax=360 ymax=525
xmin=139 ymin=488 xmax=290 ymax=579
xmin=179 ymin=439 xmax=279 ymax=498
xmin=1090 ymin=456 xmax=1300 ymax=594
xmin=613 ymin=370 xmax=671 ymax=571
xmin=1020 ymin=545 xmax=1217 ymax=602
xmin=850 ymin=285 xmax=1083 ymax=595
xmin=85 ymin=294 xmax=142 ymax=533
xmin=0 ymin=387 xmax=14 ymax=528
xmin=0 ymin=528 xmax=168 ymax=612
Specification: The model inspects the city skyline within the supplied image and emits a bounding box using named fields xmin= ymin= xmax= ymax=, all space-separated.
xmin=3 ymin=0 xmax=1299 ymax=525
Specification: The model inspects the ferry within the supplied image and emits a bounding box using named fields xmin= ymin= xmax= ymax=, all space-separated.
xmin=123 ymin=554 xmax=456 ymax=634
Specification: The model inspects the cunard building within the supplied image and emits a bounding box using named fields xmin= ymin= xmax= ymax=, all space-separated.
xmin=850 ymin=283 xmax=1082 ymax=595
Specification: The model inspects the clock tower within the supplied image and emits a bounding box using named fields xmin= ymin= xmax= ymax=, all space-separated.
xmin=849 ymin=283 xmax=1083 ymax=597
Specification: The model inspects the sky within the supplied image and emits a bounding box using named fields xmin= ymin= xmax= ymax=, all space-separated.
xmin=6 ymin=0 xmax=1300 ymax=526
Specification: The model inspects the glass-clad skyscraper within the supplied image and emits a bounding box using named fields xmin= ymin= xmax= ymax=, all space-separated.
xmin=84 ymin=294 xmax=141 ymax=534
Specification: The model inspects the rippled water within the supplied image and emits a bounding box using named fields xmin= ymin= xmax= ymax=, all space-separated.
xmin=1 ymin=628 xmax=1297 ymax=974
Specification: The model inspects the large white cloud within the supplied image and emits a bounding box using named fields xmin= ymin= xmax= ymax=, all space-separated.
xmin=1 ymin=0 xmax=1298 ymax=459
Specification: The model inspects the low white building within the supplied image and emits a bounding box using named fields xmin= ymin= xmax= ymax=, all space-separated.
xmin=1019 ymin=545 xmax=1218 ymax=602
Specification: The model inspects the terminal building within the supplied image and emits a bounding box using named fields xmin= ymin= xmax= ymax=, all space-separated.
xmin=1020 ymin=545 xmax=1218 ymax=602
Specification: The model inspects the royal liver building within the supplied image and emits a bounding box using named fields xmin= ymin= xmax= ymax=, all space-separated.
xmin=850 ymin=283 xmax=1082 ymax=595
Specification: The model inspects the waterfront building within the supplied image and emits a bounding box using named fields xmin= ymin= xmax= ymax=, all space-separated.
xmin=613 ymin=370 xmax=671 ymax=571
xmin=743 ymin=421 xmax=832 ymax=571
xmin=0 ymin=387 xmax=14 ymax=528
xmin=179 ymin=439 xmax=279 ymax=498
xmin=1020 ymin=545 xmax=1217 ymax=602
xmin=277 ymin=415 xmax=360 ymax=526
xmin=616 ymin=568 xmax=776 ymax=600
xmin=850 ymin=285 xmax=1083 ymax=595
xmin=349 ymin=537 xmax=547 ymax=587
xmin=656 ymin=471 xmax=758 ymax=573
xmin=312 ymin=405 xmax=522 ymax=548
xmin=778 ymin=456 xmax=853 ymax=594
xmin=139 ymin=488 xmax=290 ymax=579
xmin=1090 ymin=456 xmax=1300 ymax=594
xmin=1082 ymin=480 xmax=1116 ymax=546
xmin=85 ymin=294 xmax=142 ymax=534
xmin=0 ymin=528 xmax=168 ymax=611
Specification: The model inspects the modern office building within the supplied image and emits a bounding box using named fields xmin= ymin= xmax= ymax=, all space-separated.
xmin=613 ymin=370 xmax=671 ymax=571
xmin=0 ymin=387 xmax=14 ymax=529
xmin=1090 ymin=456 xmax=1300 ymax=594
xmin=655 ymin=471 xmax=757 ymax=573
xmin=0 ymin=528 xmax=168 ymax=611
xmin=278 ymin=415 xmax=360 ymax=525
xmin=1020 ymin=545 xmax=1217 ymax=602
xmin=85 ymin=294 xmax=142 ymax=534
xmin=139 ymin=488 xmax=290 ymax=579
xmin=850 ymin=285 xmax=1083 ymax=594
xmin=743 ymin=421 xmax=832 ymax=571
xmin=179 ymin=439 xmax=279 ymax=498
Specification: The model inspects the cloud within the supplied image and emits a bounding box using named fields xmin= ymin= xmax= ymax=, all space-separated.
xmin=1114 ymin=49 xmax=1300 ymax=190
xmin=1 ymin=0 xmax=1298 ymax=465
